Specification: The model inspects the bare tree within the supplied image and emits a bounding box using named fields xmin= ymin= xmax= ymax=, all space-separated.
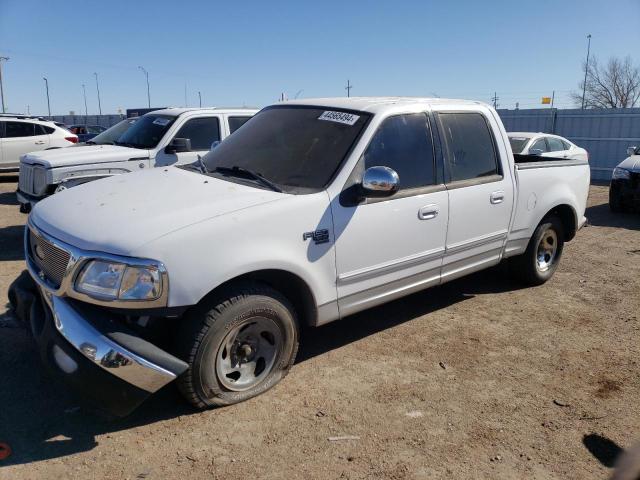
xmin=571 ymin=56 xmax=640 ymax=108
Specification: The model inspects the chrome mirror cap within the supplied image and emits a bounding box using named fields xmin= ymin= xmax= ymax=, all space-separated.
xmin=361 ymin=166 xmax=399 ymax=197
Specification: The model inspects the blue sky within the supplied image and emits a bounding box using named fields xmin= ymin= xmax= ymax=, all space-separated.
xmin=1 ymin=0 xmax=638 ymax=115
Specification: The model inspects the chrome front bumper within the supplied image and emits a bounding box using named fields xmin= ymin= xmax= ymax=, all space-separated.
xmin=40 ymin=291 xmax=181 ymax=393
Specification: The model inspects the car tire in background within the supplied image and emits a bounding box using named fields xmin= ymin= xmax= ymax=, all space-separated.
xmin=175 ymin=282 xmax=299 ymax=409
xmin=511 ymin=215 xmax=565 ymax=286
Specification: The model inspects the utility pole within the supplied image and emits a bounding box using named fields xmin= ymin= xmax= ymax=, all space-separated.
xmin=82 ymin=84 xmax=88 ymax=120
xmin=138 ymin=66 xmax=150 ymax=108
xmin=43 ymin=77 xmax=51 ymax=118
xmin=581 ymin=34 xmax=592 ymax=110
xmin=551 ymin=90 xmax=555 ymax=109
xmin=345 ymin=80 xmax=353 ymax=97
xmin=0 ymin=56 xmax=8 ymax=113
xmin=94 ymin=72 xmax=102 ymax=115
xmin=198 ymin=91 xmax=202 ymax=107
xmin=491 ymin=92 xmax=499 ymax=109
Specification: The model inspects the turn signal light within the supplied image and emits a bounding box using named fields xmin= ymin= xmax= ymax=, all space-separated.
xmin=65 ymin=136 xmax=78 ymax=143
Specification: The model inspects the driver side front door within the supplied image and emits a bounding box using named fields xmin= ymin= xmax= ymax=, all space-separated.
xmin=154 ymin=116 xmax=221 ymax=167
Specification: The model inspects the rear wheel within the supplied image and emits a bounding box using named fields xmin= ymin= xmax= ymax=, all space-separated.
xmin=175 ymin=283 xmax=299 ymax=409
xmin=511 ymin=215 xmax=565 ymax=286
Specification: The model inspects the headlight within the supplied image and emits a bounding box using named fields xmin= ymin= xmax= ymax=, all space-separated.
xmin=612 ymin=167 xmax=630 ymax=180
xmin=75 ymin=260 xmax=162 ymax=301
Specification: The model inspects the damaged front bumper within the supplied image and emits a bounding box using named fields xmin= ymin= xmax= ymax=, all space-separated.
xmin=10 ymin=274 xmax=188 ymax=417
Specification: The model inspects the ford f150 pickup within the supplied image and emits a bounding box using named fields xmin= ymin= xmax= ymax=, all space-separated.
xmin=16 ymin=107 xmax=257 ymax=212
xmin=11 ymin=97 xmax=590 ymax=416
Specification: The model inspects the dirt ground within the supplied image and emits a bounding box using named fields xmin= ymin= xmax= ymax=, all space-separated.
xmin=0 ymin=177 xmax=638 ymax=480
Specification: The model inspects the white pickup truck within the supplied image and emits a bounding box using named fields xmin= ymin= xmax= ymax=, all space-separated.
xmin=16 ymin=107 xmax=257 ymax=212
xmin=12 ymin=97 xmax=590 ymax=416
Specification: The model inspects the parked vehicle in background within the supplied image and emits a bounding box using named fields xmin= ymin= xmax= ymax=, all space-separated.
xmin=16 ymin=108 xmax=256 ymax=211
xmin=0 ymin=115 xmax=78 ymax=172
xmin=508 ymin=132 xmax=588 ymax=161
xmin=68 ymin=125 xmax=108 ymax=143
xmin=11 ymin=97 xmax=590 ymax=417
xmin=609 ymin=145 xmax=640 ymax=212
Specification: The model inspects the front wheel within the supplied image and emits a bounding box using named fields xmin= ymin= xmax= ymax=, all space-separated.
xmin=511 ymin=215 xmax=565 ymax=286
xmin=175 ymin=283 xmax=299 ymax=409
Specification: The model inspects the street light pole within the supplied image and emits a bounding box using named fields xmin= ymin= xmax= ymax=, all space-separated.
xmin=0 ymin=56 xmax=9 ymax=113
xmin=82 ymin=83 xmax=88 ymax=121
xmin=138 ymin=66 xmax=150 ymax=108
xmin=94 ymin=72 xmax=102 ymax=115
xmin=198 ymin=91 xmax=202 ymax=107
xmin=581 ymin=34 xmax=592 ymax=110
xmin=43 ymin=77 xmax=51 ymax=118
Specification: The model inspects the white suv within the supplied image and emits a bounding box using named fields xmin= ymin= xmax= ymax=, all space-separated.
xmin=0 ymin=115 xmax=77 ymax=171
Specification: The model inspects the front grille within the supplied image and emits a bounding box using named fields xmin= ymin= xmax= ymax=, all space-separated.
xmin=29 ymin=229 xmax=71 ymax=287
xmin=19 ymin=164 xmax=35 ymax=195
xmin=33 ymin=167 xmax=47 ymax=195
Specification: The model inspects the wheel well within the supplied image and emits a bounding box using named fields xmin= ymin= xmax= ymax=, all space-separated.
xmin=545 ymin=204 xmax=577 ymax=241
xmin=199 ymin=270 xmax=317 ymax=327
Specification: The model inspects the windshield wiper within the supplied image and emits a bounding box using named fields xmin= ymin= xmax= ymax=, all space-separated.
xmin=213 ymin=166 xmax=282 ymax=192
xmin=115 ymin=140 xmax=142 ymax=149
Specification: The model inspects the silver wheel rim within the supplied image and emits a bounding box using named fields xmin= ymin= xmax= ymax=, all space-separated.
xmin=215 ymin=317 xmax=282 ymax=391
xmin=536 ymin=228 xmax=558 ymax=272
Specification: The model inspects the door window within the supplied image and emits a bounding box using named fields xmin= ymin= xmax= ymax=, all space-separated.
xmin=228 ymin=116 xmax=252 ymax=134
xmin=5 ymin=121 xmax=36 ymax=138
xmin=363 ymin=113 xmax=436 ymax=190
xmin=530 ymin=138 xmax=549 ymax=153
xmin=438 ymin=113 xmax=500 ymax=182
xmin=174 ymin=117 xmax=221 ymax=150
xmin=547 ymin=137 xmax=565 ymax=152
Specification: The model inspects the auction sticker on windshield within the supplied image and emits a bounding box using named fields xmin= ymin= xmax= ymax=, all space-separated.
xmin=318 ymin=111 xmax=360 ymax=126
xmin=152 ymin=118 xmax=170 ymax=126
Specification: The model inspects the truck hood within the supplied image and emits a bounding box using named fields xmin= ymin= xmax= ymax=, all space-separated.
xmin=21 ymin=145 xmax=150 ymax=168
xmin=30 ymin=167 xmax=287 ymax=255
xmin=617 ymin=155 xmax=640 ymax=172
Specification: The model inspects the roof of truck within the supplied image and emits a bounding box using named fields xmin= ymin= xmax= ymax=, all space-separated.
xmin=149 ymin=107 xmax=259 ymax=116
xmin=280 ymin=96 xmax=488 ymax=113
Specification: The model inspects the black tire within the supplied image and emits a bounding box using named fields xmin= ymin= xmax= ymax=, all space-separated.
xmin=175 ymin=282 xmax=299 ymax=409
xmin=511 ymin=215 xmax=565 ymax=286
xmin=609 ymin=188 xmax=624 ymax=213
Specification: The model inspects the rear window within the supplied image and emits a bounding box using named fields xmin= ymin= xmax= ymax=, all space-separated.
xmin=438 ymin=113 xmax=500 ymax=182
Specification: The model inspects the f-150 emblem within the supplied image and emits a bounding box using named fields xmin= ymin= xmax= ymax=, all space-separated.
xmin=303 ymin=229 xmax=330 ymax=245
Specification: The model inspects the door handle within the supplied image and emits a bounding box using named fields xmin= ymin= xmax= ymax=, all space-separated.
xmin=490 ymin=191 xmax=505 ymax=204
xmin=418 ymin=204 xmax=439 ymax=220
xmin=34 ymin=141 xmax=45 ymax=145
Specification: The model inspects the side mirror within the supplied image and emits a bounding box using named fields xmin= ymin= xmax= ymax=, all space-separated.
xmin=210 ymin=140 xmax=221 ymax=150
xmin=360 ymin=166 xmax=399 ymax=197
xmin=529 ymin=148 xmax=544 ymax=156
xmin=627 ymin=146 xmax=638 ymax=157
xmin=165 ymin=137 xmax=191 ymax=154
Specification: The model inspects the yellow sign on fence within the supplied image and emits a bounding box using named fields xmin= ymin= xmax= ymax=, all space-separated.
xmin=541 ymin=97 xmax=552 ymax=105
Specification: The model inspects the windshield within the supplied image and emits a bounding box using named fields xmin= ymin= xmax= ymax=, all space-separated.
xmin=88 ymin=119 xmax=137 ymax=144
xmin=509 ymin=136 xmax=530 ymax=154
xmin=201 ymin=106 xmax=371 ymax=193
xmin=115 ymin=114 xmax=176 ymax=149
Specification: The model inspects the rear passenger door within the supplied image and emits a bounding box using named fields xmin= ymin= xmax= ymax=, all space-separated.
xmin=333 ymin=112 xmax=448 ymax=316
xmin=545 ymin=137 xmax=568 ymax=158
xmin=436 ymin=111 xmax=514 ymax=282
